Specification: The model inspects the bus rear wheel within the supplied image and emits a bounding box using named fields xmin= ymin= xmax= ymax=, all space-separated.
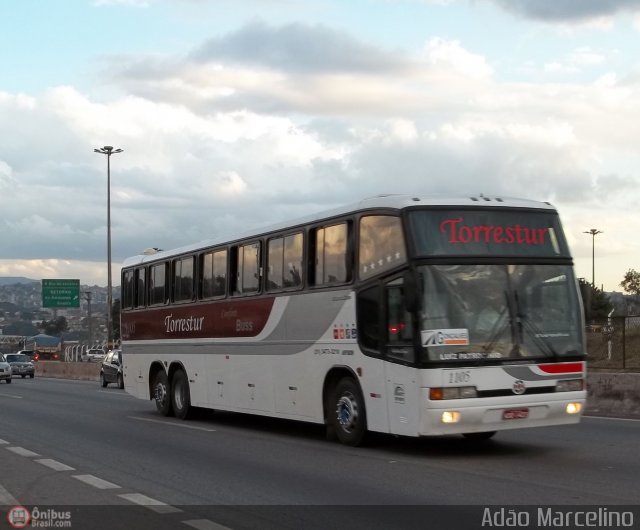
xmin=171 ymin=370 xmax=191 ymax=420
xmin=153 ymin=370 xmax=172 ymax=416
xmin=332 ymin=378 xmax=367 ymax=446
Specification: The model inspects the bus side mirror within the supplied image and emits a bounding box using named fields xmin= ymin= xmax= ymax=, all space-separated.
xmin=403 ymin=270 xmax=422 ymax=313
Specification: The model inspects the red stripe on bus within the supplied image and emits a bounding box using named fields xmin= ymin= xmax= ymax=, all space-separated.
xmin=537 ymin=362 xmax=583 ymax=374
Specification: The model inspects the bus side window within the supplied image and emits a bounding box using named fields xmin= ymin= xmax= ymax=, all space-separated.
xmin=313 ymin=222 xmax=350 ymax=286
xmin=231 ymin=243 xmax=261 ymax=295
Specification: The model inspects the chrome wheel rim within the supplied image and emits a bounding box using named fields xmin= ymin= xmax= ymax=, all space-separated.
xmin=155 ymin=381 xmax=168 ymax=406
xmin=336 ymin=391 xmax=358 ymax=432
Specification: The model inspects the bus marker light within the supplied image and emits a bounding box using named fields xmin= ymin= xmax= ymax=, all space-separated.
xmin=566 ymin=402 xmax=582 ymax=414
xmin=441 ymin=411 xmax=461 ymax=424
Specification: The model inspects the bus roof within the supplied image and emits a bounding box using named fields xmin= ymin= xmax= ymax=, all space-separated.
xmin=122 ymin=194 xmax=557 ymax=267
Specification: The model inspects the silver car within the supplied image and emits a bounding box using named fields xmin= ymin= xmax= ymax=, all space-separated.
xmin=0 ymin=354 xmax=12 ymax=383
xmin=5 ymin=353 xmax=35 ymax=378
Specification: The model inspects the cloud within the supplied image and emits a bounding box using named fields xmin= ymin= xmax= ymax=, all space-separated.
xmin=489 ymin=0 xmax=640 ymax=22
xmin=2 ymin=22 xmax=640 ymax=290
xmin=191 ymin=21 xmax=402 ymax=74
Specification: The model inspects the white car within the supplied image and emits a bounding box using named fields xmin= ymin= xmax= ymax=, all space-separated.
xmin=81 ymin=348 xmax=105 ymax=362
xmin=0 ymin=354 xmax=12 ymax=383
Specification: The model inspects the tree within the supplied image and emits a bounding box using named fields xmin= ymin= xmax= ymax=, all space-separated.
xmin=578 ymin=278 xmax=613 ymax=321
xmin=40 ymin=316 xmax=69 ymax=336
xmin=620 ymin=269 xmax=640 ymax=296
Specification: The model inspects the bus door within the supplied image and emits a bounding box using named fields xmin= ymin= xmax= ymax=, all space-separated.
xmin=383 ymin=278 xmax=420 ymax=437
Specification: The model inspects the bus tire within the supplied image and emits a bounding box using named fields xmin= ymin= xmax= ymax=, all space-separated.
xmin=332 ymin=377 xmax=367 ymax=446
xmin=463 ymin=431 xmax=496 ymax=441
xmin=153 ymin=370 xmax=172 ymax=416
xmin=171 ymin=370 xmax=191 ymax=420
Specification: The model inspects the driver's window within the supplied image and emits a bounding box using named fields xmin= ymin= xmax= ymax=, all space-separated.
xmin=386 ymin=279 xmax=414 ymax=362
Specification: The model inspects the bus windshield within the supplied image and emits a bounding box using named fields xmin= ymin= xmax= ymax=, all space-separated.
xmin=417 ymin=264 xmax=584 ymax=363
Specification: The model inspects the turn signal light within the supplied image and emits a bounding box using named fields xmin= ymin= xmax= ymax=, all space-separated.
xmin=429 ymin=386 xmax=477 ymax=400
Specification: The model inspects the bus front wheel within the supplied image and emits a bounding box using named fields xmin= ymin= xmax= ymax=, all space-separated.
xmin=332 ymin=378 xmax=367 ymax=446
xmin=153 ymin=370 xmax=172 ymax=416
xmin=171 ymin=370 xmax=191 ymax=420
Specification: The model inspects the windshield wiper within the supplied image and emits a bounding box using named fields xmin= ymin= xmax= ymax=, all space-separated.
xmin=513 ymin=291 xmax=560 ymax=359
xmin=481 ymin=295 xmax=510 ymax=356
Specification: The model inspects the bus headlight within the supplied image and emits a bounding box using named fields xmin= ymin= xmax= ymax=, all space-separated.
xmin=429 ymin=387 xmax=477 ymax=400
xmin=441 ymin=411 xmax=461 ymax=424
xmin=566 ymin=402 xmax=582 ymax=415
xmin=556 ymin=379 xmax=584 ymax=392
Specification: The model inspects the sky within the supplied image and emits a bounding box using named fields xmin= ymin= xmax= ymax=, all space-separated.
xmin=0 ymin=0 xmax=639 ymax=292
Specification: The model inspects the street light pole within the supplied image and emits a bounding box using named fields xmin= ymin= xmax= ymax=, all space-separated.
xmin=583 ymin=228 xmax=602 ymax=288
xmin=94 ymin=146 xmax=123 ymax=348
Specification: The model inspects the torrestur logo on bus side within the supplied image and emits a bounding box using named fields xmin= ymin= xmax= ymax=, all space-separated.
xmin=421 ymin=329 xmax=469 ymax=347
xmin=164 ymin=314 xmax=205 ymax=333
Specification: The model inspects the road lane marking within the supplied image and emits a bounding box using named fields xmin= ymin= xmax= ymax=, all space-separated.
xmin=118 ymin=493 xmax=182 ymax=514
xmin=0 ymin=392 xmax=23 ymax=399
xmin=6 ymin=447 xmax=40 ymax=457
xmin=72 ymin=474 xmax=121 ymax=489
xmin=0 ymin=439 xmax=8 ymax=445
xmin=0 ymin=483 xmax=19 ymax=506
xmin=183 ymin=519 xmax=233 ymax=530
xmin=36 ymin=459 xmax=75 ymax=471
xmin=129 ymin=416 xmax=216 ymax=432
xmin=97 ymin=390 xmax=133 ymax=397
xmin=585 ymin=414 xmax=640 ymax=422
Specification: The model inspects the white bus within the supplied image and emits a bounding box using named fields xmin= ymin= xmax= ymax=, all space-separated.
xmin=120 ymin=195 xmax=586 ymax=445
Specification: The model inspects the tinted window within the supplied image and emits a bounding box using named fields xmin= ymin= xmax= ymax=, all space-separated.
xmin=173 ymin=256 xmax=195 ymax=302
xmin=149 ymin=263 xmax=168 ymax=305
xmin=201 ymin=249 xmax=227 ymax=298
xmin=359 ymin=216 xmax=406 ymax=280
xmin=122 ymin=269 xmax=134 ymax=309
xmin=267 ymin=233 xmax=303 ymax=291
xmin=315 ymin=223 xmax=349 ymax=285
xmin=357 ymin=284 xmax=380 ymax=352
xmin=135 ymin=268 xmax=146 ymax=308
xmin=234 ymin=243 xmax=261 ymax=295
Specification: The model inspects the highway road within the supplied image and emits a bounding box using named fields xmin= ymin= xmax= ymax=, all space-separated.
xmin=1 ymin=377 xmax=639 ymax=529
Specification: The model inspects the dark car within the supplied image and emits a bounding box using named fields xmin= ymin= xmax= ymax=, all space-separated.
xmin=100 ymin=350 xmax=124 ymax=389
xmin=5 ymin=354 xmax=35 ymax=378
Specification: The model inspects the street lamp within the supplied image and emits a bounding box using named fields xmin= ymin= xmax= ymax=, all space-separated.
xmin=94 ymin=145 xmax=123 ymax=348
xmin=583 ymin=228 xmax=602 ymax=288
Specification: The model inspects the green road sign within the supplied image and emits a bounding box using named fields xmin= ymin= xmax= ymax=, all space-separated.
xmin=42 ymin=279 xmax=80 ymax=308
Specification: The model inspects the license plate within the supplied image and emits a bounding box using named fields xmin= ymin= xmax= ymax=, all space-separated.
xmin=502 ymin=408 xmax=529 ymax=420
